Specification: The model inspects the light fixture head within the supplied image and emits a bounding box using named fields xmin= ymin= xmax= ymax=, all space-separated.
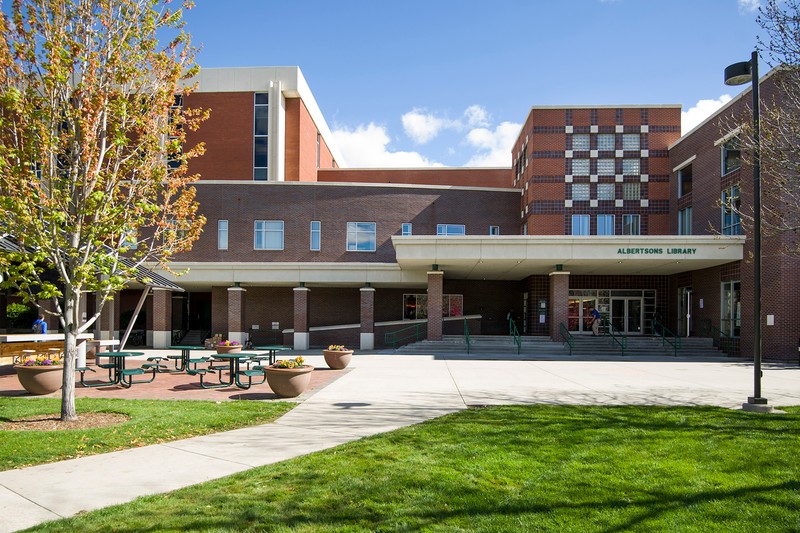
xmin=724 ymin=60 xmax=753 ymax=86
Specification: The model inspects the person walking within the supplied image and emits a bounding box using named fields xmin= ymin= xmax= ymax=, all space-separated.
xmin=32 ymin=313 xmax=47 ymax=335
xmin=589 ymin=306 xmax=602 ymax=336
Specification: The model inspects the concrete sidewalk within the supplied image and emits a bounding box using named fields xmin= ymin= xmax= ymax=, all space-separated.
xmin=2 ymin=353 xmax=799 ymax=532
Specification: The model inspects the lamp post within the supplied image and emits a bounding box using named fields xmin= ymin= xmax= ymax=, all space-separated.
xmin=724 ymin=51 xmax=771 ymax=413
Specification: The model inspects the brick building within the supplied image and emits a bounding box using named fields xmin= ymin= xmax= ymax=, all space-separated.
xmin=84 ymin=65 xmax=798 ymax=361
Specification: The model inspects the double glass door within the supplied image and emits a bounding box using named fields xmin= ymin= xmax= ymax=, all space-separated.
xmin=568 ymin=298 xmax=597 ymax=334
xmin=610 ymin=298 xmax=643 ymax=334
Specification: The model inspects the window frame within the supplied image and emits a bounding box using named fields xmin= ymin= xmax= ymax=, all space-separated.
xmin=571 ymin=214 xmax=590 ymax=236
xmin=722 ymin=137 xmax=741 ymax=175
xmin=346 ymin=221 xmax=377 ymax=252
xmin=310 ymin=220 xmax=321 ymax=251
xmin=721 ymin=186 xmax=741 ymax=235
xmin=254 ymin=220 xmax=284 ymax=250
xmin=597 ymin=214 xmax=615 ymax=236
xmin=401 ymin=223 xmax=413 ymax=236
xmin=218 ymin=219 xmax=228 ymax=250
xmin=678 ymin=207 xmax=692 ymax=236
xmin=436 ymin=224 xmax=466 ymax=236
xmin=253 ymin=92 xmax=269 ymax=181
xmin=622 ymin=214 xmax=640 ymax=236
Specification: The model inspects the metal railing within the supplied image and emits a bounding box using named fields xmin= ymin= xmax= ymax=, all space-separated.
xmin=384 ymin=322 xmax=426 ymax=349
xmin=608 ymin=323 xmax=626 ymax=356
xmin=652 ymin=319 xmax=681 ymax=357
xmin=699 ymin=318 xmax=734 ymax=354
xmin=560 ymin=323 xmax=574 ymax=355
xmin=509 ymin=317 xmax=521 ymax=354
xmin=464 ymin=318 xmax=471 ymax=354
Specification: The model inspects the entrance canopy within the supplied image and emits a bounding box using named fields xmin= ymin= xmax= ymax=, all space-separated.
xmin=391 ymin=235 xmax=745 ymax=279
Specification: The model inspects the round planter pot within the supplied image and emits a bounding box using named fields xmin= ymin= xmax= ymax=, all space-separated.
xmin=14 ymin=365 xmax=64 ymax=395
xmin=265 ymin=365 xmax=314 ymax=398
xmin=323 ymin=349 xmax=353 ymax=369
xmin=215 ymin=345 xmax=242 ymax=354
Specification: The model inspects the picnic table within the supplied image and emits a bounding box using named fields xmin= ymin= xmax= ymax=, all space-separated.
xmin=166 ymin=345 xmax=207 ymax=372
xmin=77 ymin=351 xmax=154 ymax=388
xmin=252 ymin=345 xmax=291 ymax=365
xmin=188 ymin=352 xmax=267 ymax=390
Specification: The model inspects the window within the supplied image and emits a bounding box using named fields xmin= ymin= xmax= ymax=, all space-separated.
xmin=254 ymin=220 xmax=283 ymax=250
xmin=403 ymin=294 xmax=463 ymax=320
xmin=678 ymin=207 xmax=692 ymax=235
xmin=597 ymin=133 xmax=615 ymax=151
xmin=678 ymin=164 xmax=693 ymax=197
xmin=572 ymin=214 xmax=590 ymax=236
xmin=401 ymin=223 xmax=412 ymax=236
xmin=722 ymin=137 xmax=741 ymax=175
xmin=347 ymin=222 xmax=376 ymax=251
xmin=571 ymin=183 xmax=590 ymax=201
xmin=167 ymin=95 xmax=183 ymax=171
xmin=622 ymin=158 xmax=640 ymax=175
xmin=597 ymin=214 xmax=615 ymax=235
xmin=623 ymin=182 xmax=641 ymax=200
xmin=572 ymin=159 xmax=590 ymax=176
xmin=166 ymin=218 xmax=188 ymax=241
xmin=721 ymin=186 xmax=741 ymax=235
xmin=121 ymin=229 xmax=138 ymax=250
xmin=622 ymin=214 xmax=640 ymax=235
xmin=489 ymin=225 xmax=500 ymax=235
xmin=622 ymin=134 xmax=640 ymax=151
xmin=310 ymin=221 xmax=321 ymax=251
xmin=218 ymin=220 xmax=228 ymax=250
xmin=597 ymin=159 xmax=615 ymax=176
xmin=721 ymin=281 xmax=741 ymax=337
xmin=253 ymin=92 xmax=269 ymax=181
xmin=522 ymin=222 xmax=528 ymax=235
xmin=572 ymin=134 xmax=590 ymax=150
xmin=597 ymin=183 xmax=615 ymax=200
xmin=437 ymin=224 xmax=466 ymax=236
xmin=316 ymin=132 xmax=321 ymax=168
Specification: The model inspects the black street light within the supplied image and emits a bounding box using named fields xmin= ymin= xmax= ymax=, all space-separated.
xmin=725 ymin=51 xmax=772 ymax=413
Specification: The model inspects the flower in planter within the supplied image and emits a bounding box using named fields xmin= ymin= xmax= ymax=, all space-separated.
xmin=327 ymin=344 xmax=348 ymax=351
xmin=21 ymin=353 xmax=63 ymax=366
xmin=217 ymin=340 xmax=241 ymax=346
xmin=272 ymin=356 xmax=305 ymax=369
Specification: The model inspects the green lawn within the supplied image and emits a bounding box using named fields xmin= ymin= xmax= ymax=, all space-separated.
xmin=0 ymin=398 xmax=294 ymax=470
xmin=25 ymin=405 xmax=800 ymax=532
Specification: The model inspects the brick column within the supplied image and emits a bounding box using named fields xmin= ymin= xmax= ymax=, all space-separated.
xmin=427 ymin=270 xmax=444 ymax=341
xmin=360 ymin=286 xmax=375 ymax=350
xmin=151 ymin=288 xmax=172 ymax=349
xmin=293 ymin=286 xmax=310 ymax=350
xmin=549 ymin=271 xmax=570 ymax=341
xmin=227 ymin=286 xmax=247 ymax=345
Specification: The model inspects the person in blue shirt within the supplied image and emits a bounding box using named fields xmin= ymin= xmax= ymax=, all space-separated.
xmin=32 ymin=314 xmax=47 ymax=334
xmin=589 ymin=307 xmax=602 ymax=336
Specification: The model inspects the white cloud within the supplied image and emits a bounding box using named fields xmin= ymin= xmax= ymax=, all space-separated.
xmin=332 ymin=122 xmax=442 ymax=168
xmin=464 ymin=121 xmax=521 ymax=167
xmin=463 ymin=105 xmax=490 ymax=127
xmin=682 ymin=95 xmax=733 ymax=134
xmin=738 ymin=0 xmax=760 ymax=13
xmin=401 ymin=109 xmax=451 ymax=144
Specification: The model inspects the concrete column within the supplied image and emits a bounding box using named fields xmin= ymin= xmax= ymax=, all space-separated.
xmin=293 ymin=286 xmax=310 ymax=350
xmin=95 ymin=292 xmax=115 ymax=340
xmin=360 ymin=286 xmax=375 ymax=350
xmin=549 ymin=271 xmax=571 ymax=342
xmin=427 ymin=270 xmax=444 ymax=341
xmin=151 ymin=288 xmax=172 ymax=349
xmin=227 ymin=286 xmax=247 ymax=345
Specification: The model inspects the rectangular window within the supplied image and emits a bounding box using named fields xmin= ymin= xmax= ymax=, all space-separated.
xmin=572 ymin=134 xmax=590 ymax=150
xmin=253 ymin=92 xmax=269 ymax=181
xmin=167 ymin=95 xmax=183 ymax=171
xmin=597 ymin=183 xmax=615 ymax=200
xmin=679 ymin=164 xmax=693 ymax=197
xmin=622 ymin=214 xmax=640 ymax=235
xmin=572 ymin=159 xmax=590 ymax=176
xmin=597 ymin=214 xmax=615 ymax=235
xmin=571 ymin=214 xmax=590 ymax=236
xmin=316 ymin=132 xmax=321 ymax=168
xmin=401 ymin=223 xmax=412 ymax=236
xmin=437 ymin=224 xmax=466 ymax=236
xmin=403 ymin=293 xmax=463 ymax=320
xmin=721 ymin=280 xmax=741 ymax=337
xmin=347 ymin=222 xmax=377 ymax=251
xmin=489 ymin=225 xmax=500 ymax=235
xmin=597 ymin=133 xmax=615 ymax=151
xmin=310 ymin=220 xmax=321 ymax=251
xmin=623 ymin=182 xmax=641 ymax=200
xmin=622 ymin=133 xmax=640 ymax=151
xmin=678 ymin=207 xmax=692 ymax=235
xmin=597 ymin=158 xmax=615 ymax=176
xmin=721 ymin=186 xmax=741 ymax=235
xmin=218 ymin=220 xmax=228 ymax=250
xmin=572 ymin=183 xmax=590 ymax=201
xmin=722 ymin=137 xmax=741 ymax=175
xmin=622 ymin=158 xmax=640 ymax=175
xmin=522 ymin=222 xmax=528 ymax=235
xmin=254 ymin=220 xmax=284 ymax=250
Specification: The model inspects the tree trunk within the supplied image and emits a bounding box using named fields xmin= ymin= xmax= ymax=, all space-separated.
xmin=60 ymin=292 xmax=80 ymax=421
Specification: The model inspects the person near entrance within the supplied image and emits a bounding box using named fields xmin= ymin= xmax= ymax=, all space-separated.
xmin=588 ymin=306 xmax=602 ymax=336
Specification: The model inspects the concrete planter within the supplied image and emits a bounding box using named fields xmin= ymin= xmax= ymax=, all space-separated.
xmin=322 ymin=349 xmax=353 ymax=369
xmin=14 ymin=365 xmax=63 ymax=395
xmin=264 ymin=365 xmax=313 ymax=398
xmin=215 ymin=344 xmax=242 ymax=354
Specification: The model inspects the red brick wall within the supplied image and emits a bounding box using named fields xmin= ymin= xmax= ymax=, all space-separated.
xmin=319 ymin=168 xmax=512 ymax=188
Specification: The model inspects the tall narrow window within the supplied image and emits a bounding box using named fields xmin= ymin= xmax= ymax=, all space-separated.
xmin=253 ymin=93 xmax=269 ymax=181
xmin=316 ymin=132 xmax=321 ymax=168
xmin=678 ymin=207 xmax=692 ymax=235
xmin=722 ymin=137 xmax=741 ymax=175
xmin=721 ymin=186 xmax=741 ymax=235
xmin=218 ymin=220 xmax=228 ymax=250
xmin=167 ymin=95 xmax=183 ymax=171
xmin=678 ymin=164 xmax=693 ymax=197
xmin=597 ymin=214 xmax=615 ymax=235
xmin=721 ymin=280 xmax=741 ymax=337
xmin=571 ymin=215 xmax=589 ymax=236
xmin=622 ymin=214 xmax=640 ymax=235
xmin=254 ymin=220 xmax=283 ymax=250
xmin=310 ymin=221 xmax=321 ymax=251
xmin=401 ymin=223 xmax=412 ymax=236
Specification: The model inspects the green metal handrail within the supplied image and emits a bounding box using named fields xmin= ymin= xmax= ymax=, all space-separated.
xmin=384 ymin=322 xmax=426 ymax=348
xmin=464 ymin=318 xmax=471 ymax=354
xmin=653 ymin=319 xmax=681 ymax=357
xmin=509 ymin=317 xmax=522 ymax=354
xmin=560 ymin=323 xmax=574 ymax=355
xmin=608 ymin=323 xmax=626 ymax=356
xmin=699 ymin=318 xmax=734 ymax=354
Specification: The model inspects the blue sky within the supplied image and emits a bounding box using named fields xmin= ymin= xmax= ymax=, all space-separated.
xmin=186 ymin=0 xmax=765 ymax=168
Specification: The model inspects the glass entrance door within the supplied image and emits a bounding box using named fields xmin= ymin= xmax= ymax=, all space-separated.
xmin=678 ymin=287 xmax=692 ymax=337
xmin=568 ymin=298 xmax=596 ymax=334
xmin=610 ymin=298 xmax=643 ymax=334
